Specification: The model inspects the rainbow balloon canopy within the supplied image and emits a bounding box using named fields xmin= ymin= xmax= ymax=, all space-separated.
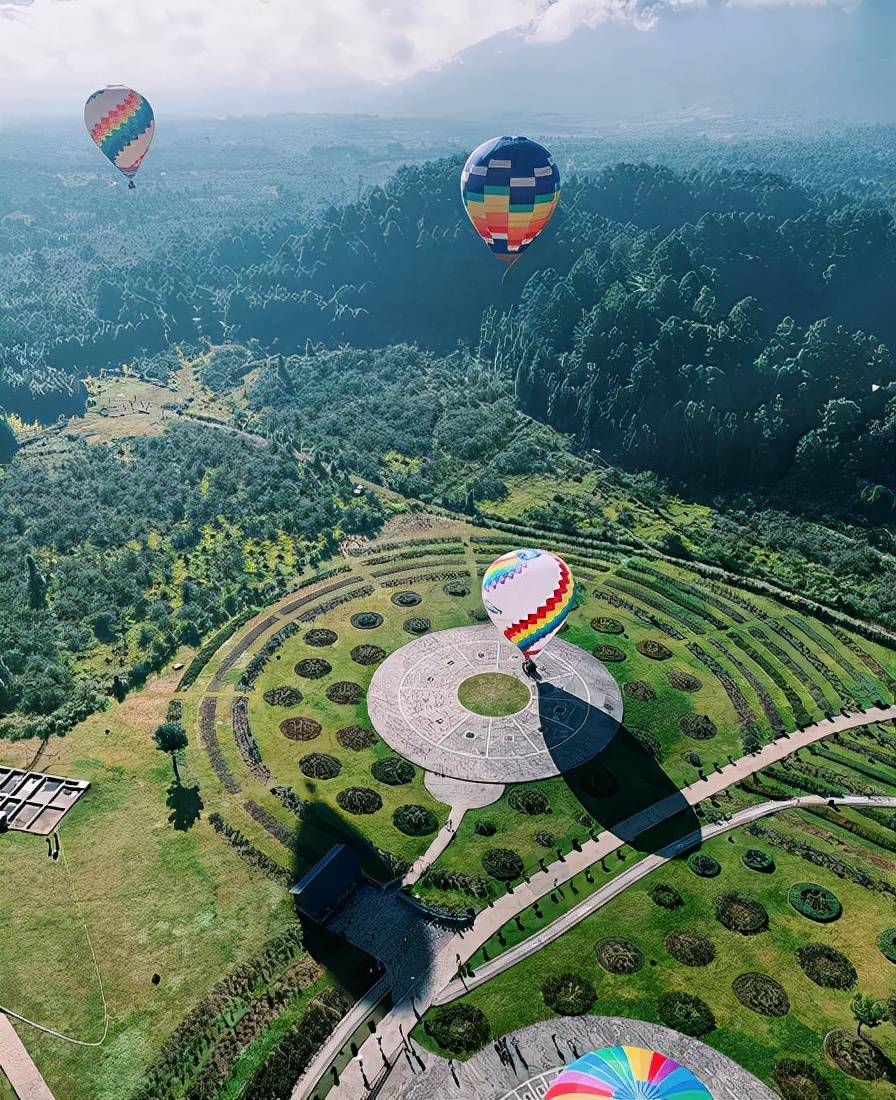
xmin=544 ymin=1045 xmax=713 ymax=1099
xmin=481 ymin=548 xmax=573 ymax=659
xmin=84 ymin=86 xmax=154 ymax=187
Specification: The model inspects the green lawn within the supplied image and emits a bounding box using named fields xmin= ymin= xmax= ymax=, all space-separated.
xmin=457 ymin=672 xmax=531 ymax=717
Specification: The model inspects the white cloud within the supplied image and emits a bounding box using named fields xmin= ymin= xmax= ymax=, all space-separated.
xmin=0 ymin=0 xmax=860 ymax=116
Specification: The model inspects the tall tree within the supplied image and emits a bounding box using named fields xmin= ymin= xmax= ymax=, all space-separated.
xmin=153 ymin=721 xmax=188 ymax=782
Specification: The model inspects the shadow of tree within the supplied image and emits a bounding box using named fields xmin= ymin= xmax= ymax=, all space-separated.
xmin=166 ymin=780 xmax=204 ymax=831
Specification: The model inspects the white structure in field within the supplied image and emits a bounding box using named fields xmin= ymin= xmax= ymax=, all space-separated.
xmin=0 ymin=767 xmax=89 ymax=835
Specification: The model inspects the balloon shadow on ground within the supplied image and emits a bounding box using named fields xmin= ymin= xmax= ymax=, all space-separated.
xmin=165 ymin=780 xmax=204 ymax=831
xmin=539 ymin=682 xmax=703 ymax=857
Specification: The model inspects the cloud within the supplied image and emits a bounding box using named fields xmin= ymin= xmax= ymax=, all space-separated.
xmin=0 ymin=0 xmax=861 ymax=115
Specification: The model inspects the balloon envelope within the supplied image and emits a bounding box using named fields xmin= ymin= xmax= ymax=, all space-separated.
xmin=84 ymin=86 xmax=154 ymax=182
xmin=481 ymin=548 xmax=573 ymax=658
xmin=460 ymin=135 xmax=560 ymax=264
xmin=545 ymin=1045 xmax=713 ymax=1099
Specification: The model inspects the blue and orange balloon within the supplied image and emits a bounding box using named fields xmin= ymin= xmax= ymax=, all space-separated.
xmin=460 ymin=135 xmax=560 ymax=267
xmin=481 ymin=548 xmax=573 ymax=660
xmin=545 ymin=1045 xmax=713 ymax=1099
xmin=84 ymin=86 xmax=154 ymax=188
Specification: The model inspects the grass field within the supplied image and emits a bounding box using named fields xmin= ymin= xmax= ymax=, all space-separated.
xmin=456 ymin=672 xmax=531 ymax=716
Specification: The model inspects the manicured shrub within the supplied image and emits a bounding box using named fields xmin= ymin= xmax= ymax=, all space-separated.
xmin=403 ymin=616 xmax=431 ymax=634
xmin=731 ymin=973 xmax=790 ymax=1016
xmin=351 ymin=611 xmax=383 ymax=629
xmin=371 ymin=756 xmax=415 ymax=785
xmin=595 ymin=938 xmax=643 ymax=975
xmin=468 ymin=607 xmax=489 ymax=622
xmin=714 ymin=892 xmax=769 ymax=935
xmin=474 ymin=819 xmax=497 ymax=837
xmin=877 ymin=927 xmax=896 ymax=963
xmin=773 ymin=1059 xmax=834 ymax=1100
xmin=796 ymin=945 xmax=856 ymax=989
xmin=788 ymin=882 xmax=842 ymax=923
xmin=637 ymin=639 xmax=672 ymax=661
xmin=304 ymin=628 xmax=337 ymax=647
xmin=299 ymin=753 xmax=341 ymax=780
xmin=263 ymin=685 xmax=304 ymax=707
xmin=535 ymin=831 xmax=555 ymax=848
xmin=443 ymin=581 xmax=470 ymax=597
xmin=591 ymin=617 xmax=623 ymax=634
xmin=508 ymin=787 xmax=550 ymax=815
xmin=664 ymin=929 xmax=715 ymax=967
xmin=679 ymin=714 xmax=717 ymax=740
xmin=350 ymin=644 xmax=386 ymax=666
xmin=823 ymin=1029 xmax=887 ymax=1081
xmin=542 ymin=973 xmax=596 ymax=1016
xmin=336 ymin=787 xmax=383 ymax=815
xmin=295 ymin=658 xmax=331 ymax=679
xmin=280 ymin=717 xmax=322 ymax=742
xmin=428 ymin=1004 xmax=490 ymax=1054
xmin=687 ymin=852 xmax=721 ymax=878
xmin=630 ymin=727 xmax=662 ymax=759
xmin=391 ymin=591 xmax=421 ymax=606
xmin=649 ymin=884 xmax=683 ymax=910
xmin=742 ymin=848 xmax=775 ymax=873
xmin=326 ymin=681 xmax=363 ymax=705
xmin=656 ymin=992 xmax=715 ymax=1037
xmin=393 ymin=804 xmax=438 ymax=836
xmin=482 ymin=848 xmax=524 ymax=881
xmin=336 ymin=725 xmax=377 ymax=751
xmin=623 ymin=681 xmax=656 ymax=702
xmin=593 ymin=644 xmax=626 ymax=662
xmin=667 ymin=669 xmax=702 ymax=692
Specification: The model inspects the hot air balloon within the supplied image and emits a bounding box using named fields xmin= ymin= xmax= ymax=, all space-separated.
xmin=84 ymin=86 xmax=154 ymax=189
xmin=481 ymin=548 xmax=573 ymax=676
xmin=545 ymin=1045 xmax=713 ymax=1099
xmin=460 ymin=136 xmax=560 ymax=269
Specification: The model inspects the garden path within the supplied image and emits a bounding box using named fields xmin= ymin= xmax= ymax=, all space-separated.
xmin=0 ymin=1015 xmax=56 ymax=1100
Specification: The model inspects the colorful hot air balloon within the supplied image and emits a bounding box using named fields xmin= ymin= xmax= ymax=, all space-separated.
xmin=84 ymin=86 xmax=154 ymax=189
xmin=481 ymin=548 xmax=573 ymax=671
xmin=545 ymin=1045 xmax=713 ymax=1099
xmin=460 ymin=135 xmax=560 ymax=268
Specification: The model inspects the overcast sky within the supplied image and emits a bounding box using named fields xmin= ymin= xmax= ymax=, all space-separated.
xmin=0 ymin=0 xmax=862 ymax=118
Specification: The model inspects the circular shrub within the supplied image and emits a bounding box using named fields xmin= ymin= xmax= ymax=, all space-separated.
xmin=393 ymin=804 xmax=438 ymax=836
xmin=824 ymin=1029 xmax=887 ymax=1081
xmin=404 ymin=616 xmax=431 ymax=635
xmin=687 ymin=852 xmax=721 ymax=878
xmin=714 ymin=892 xmax=769 ymax=935
xmin=876 ymin=927 xmax=896 ymax=963
xmin=732 ymin=972 xmax=790 ymax=1017
xmin=443 ymin=581 xmax=470 ymax=597
xmin=295 ymin=657 xmax=331 ymax=679
xmin=656 ymin=992 xmax=715 ymax=1037
xmin=351 ymin=611 xmax=383 ymax=630
xmin=664 ymin=929 xmax=716 ymax=967
xmin=742 ymin=848 xmax=775 ymax=873
xmin=535 ymin=830 xmax=555 ymax=848
xmin=637 ymin=639 xmax=672 ymax=661
xmin=542 ymin=973 xmax=596 ymax=1016
xmin=774 ymin=1060 xmax=834 ymax=1100
xmin=336 ymin=725 xmax=377 ymax=751
xmin=482 ymin=848 xmax=524 ymax=882
xmin=304 ymin=628 xmax=337 ymax=647
xmin=595 ymin=938 xmax=643 ymax=975
xmin=280 ymin=717 xmax=322 ymax=742
xmin=429 ymin=1003 xmax=490 ymax=1054
xmin=326 ymin=681 xmax=363 ymax=705
xmin=593 ymin=644 xmax=626 ymax=662
xmin=299 ymin=753 xmax=341 ymax=780
xmin=649 ymin=884 xmax=683 ymax=910
xmin=474 ymin=819 xmax=496 ymax=837
xmin=468 ymin=607 xmax=489 ymax=622
xmin=679 ymin=714 xmax=717 ymax=740
xmin=796 ymin=945 xmax=857 ymax=990
xmin=788 ymin=882 xmax=842 ymax=923
xmin=336 ymin=787 xmax=383 ymax=815
xmin=507 ymin=787 xmax=550 ymax=816
xmin=591 ymin=617 xmax=623 ymax=635
xmin=263 ymin=685 xmax=303 ymax=707
xmin=351 ymin=644 xmax=386 ymax=666
xmin=623 ymin=681 xmax=656 ymax=702
xmin=371 ymin=756 xmax=415 ymax=786
xmin=667 ymin=669 xmax=702 ymax=692
xmin=630 ymin=727 xmax=662 ymax=759
xmin=391 ymin=591 xmax=421 ymax=607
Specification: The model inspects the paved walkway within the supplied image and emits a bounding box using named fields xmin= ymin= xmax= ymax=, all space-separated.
xmin=0 ymin=1016 xmax=56 ymax=1100
xmin=309 ymin=704 xmax=896 ymax=1100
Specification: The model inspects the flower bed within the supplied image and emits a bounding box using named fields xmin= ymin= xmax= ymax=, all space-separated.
xmin=593 ymin=644 xmax=626 ymax=662
xmin=623 ymin=680 xmax=656 ymax=702
xmin=337 ymin=725 xmax=377 ymax=751
xmin=591 ymin=617 xmax=624 ymax=634
xmin=823 ymin=1029 xmax=887 ymax=1081
xmin=299 ymin=753 xmax=342 ymax=780
xmin=796 ymin=944 xmax=856 ymax=989
xmin=732 ymin=972 xmax=790 ymax=1016
xmin=594 ymin=938 xmax=643 ymax=974
xmin=351 ymin=611 xmax=383 ymax=629
xmin=391 ymin=591 xmax=421 ymax=607
xmin=687 ymin=852 xmax=721 ymax=878
xmin=304 ymin=628 xmax=338 ymax=647
xmin=649 ymin=884 xmax=683 ymax=910
xmin=232 ymin=696 xmax=270 ymax=782
xmin=773 ymin=1059 xmax=834 ymax=1100
xmin=404 ymin=616 xmax=431 ymax=634
xmin=741 ymin=848 xmax=775 ymax=873
xmin=542 ymin=973 xmax=596 ymax=1016
xmin=482 ymin=847 xmax=524 ymax=881
xmin=788 ymin=882 xmax=842 ymax=923
xmin=656 ymin=992 xmax=715 ymax=1037
xmin=679 ymin=714 xmax=717 ymax=740
xmin=667 ymin=669 xmax=701 ymax=692
xmin=326 ymin=681 xmax=363 ymax=705
xmin=294 ymin=658 xmax=332 ymax=679
xmin=714 ymin=891 xmax=769 ymax=935
xmin=371 ymin=757 xmax=415 ymax=785
xmin=336 ymin=787 xmax=383 ymax=815
xmin=393 ymin=804 xmax=438 ymax=836
xmin=199 ymin=696 xmax=240 ymax=794
xmin=263 ymin=686 xmax=304 ymax=707
xmin=428 ymin=1003 xmax=490 ymax=1054
xmin=351 ymin=644 xmax=386 ymax=666
xmin=280 ymin=717 xmax=322 ymax=742
xmin=507 ymin=787 xmax=550 ymax=815
xmin=664 ymin=929 xmax=715 ymax=966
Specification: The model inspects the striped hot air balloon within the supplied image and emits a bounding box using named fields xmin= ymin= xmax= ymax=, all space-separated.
xmin=460 ymin=135 xmax=560 ymax=268
xmin=544 ymin=1045 xmax=713 ymax=1099
xmin=481 ymin=548 xmax=573 ymax=665
xmin=84 ymin=86 xmax=154 ymax=188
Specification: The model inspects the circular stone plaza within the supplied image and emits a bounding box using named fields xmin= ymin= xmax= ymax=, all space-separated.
xmin=367 ymin=625 xmax=624 ymax=785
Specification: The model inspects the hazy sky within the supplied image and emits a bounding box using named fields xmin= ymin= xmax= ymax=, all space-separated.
xmin=0 ymin=0 xmax=862 ymax=118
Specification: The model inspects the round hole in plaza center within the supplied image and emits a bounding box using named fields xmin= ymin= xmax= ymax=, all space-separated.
xmin=457 ymin=672 xmax=531 ymax=717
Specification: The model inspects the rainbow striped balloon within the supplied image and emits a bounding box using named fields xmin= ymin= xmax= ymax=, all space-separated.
xmin=84 ymin=86 xmax=154 ymax=186
xmin=545 ymin=1045 xmax=713 ymax=1099
xmin=461 ymin=135 xmax=560 ymax=266
xmin=481 ymin=548 xmax=573 ymax=659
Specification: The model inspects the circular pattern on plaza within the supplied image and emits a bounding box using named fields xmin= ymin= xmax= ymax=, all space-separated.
xmin=366 ymin=625 xmax=623 ymax=785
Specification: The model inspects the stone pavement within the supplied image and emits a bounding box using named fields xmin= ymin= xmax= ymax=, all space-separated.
xmin=0 ymin=1015 xmax=56 ymax=1100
